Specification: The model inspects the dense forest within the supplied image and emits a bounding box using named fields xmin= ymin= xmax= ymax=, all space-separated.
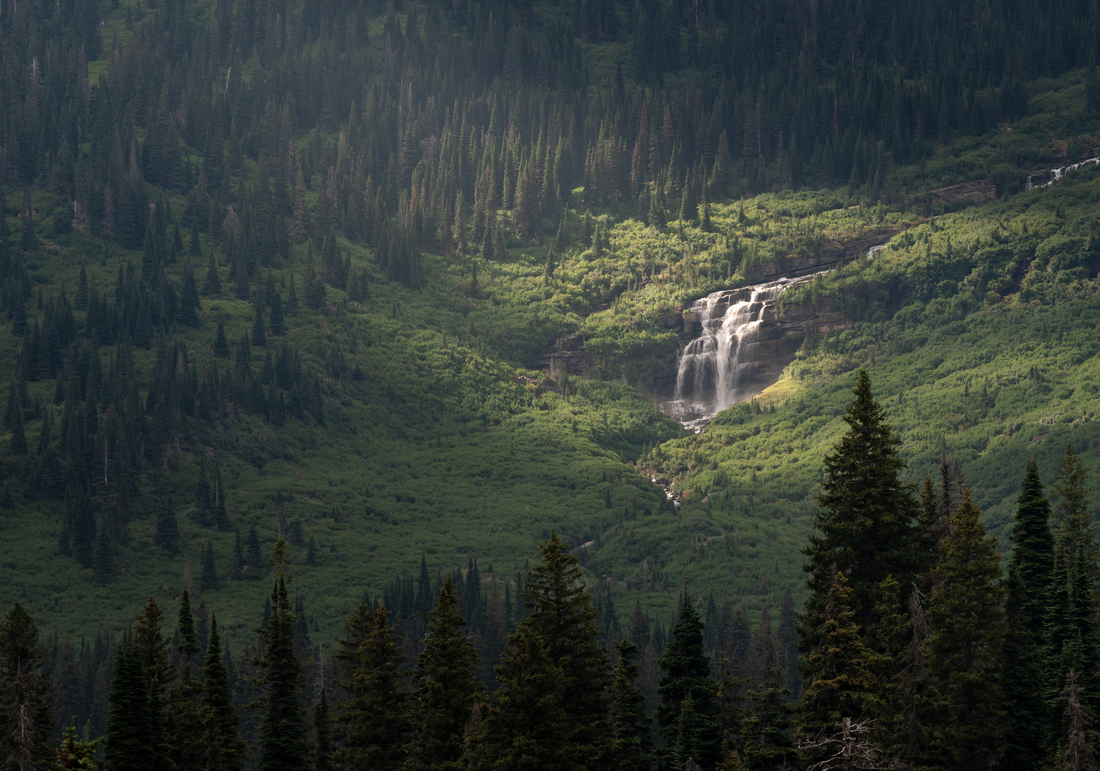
xmin=4 ymin=374 xmax=1100 ymax=769
xmin=3 ymin=0 xmax=1100 ymax=767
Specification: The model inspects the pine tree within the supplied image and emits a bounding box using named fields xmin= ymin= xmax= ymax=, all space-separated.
xmin=800 ymin=370 xmax=918 ymax=674
xmin=741 ymin=613 xmax=797 ymax=771
xmin=925 ymin=491 xmax=1007 ymax=768
xmin=406 ymin=574 xmax=480 ymax=770
xmin=485 ymin=532 xmax=610 ymax=768
xmin=1002 ymin=458 xmax=1056 ymax=768
xmin=335 ymin=602 xmax=408 ymax=770
xmin=657 ymin=588 xmax=722 ymax=768
xmin=203 ymin=612 xmax=244 ymax=771
xmin=105 ymin=642 xmax=155 ymax=771
xmin=255 ymin=540 xmax=309 ymax=771
xmin=607 ymin=638 xmax=651 ymax=771
xmin=482 ymin=624 xmax=573 ymax=770
xmin=213 ymin=320 xmax=230 ymax=358
xmin=797 ymin=570 xmax=884 ymax=766
xmin=1011 ymin=459 xmax=1055 ymax=637
xmin=0 ymin=603 xmax=55 ymax=770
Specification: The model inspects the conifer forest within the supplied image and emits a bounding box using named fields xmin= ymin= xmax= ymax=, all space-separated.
xmin=3 ymin=0 xmax=1100 ymax=767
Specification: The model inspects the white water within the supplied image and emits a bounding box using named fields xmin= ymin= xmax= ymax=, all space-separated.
xmin=665 ymin=277 xmax=805 ymax=430
xmin=1026 ymin=156 xmax=1100 ymax=190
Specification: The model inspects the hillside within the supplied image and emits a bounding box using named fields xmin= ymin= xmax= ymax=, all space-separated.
xmin=1 ymin=0 xmax=1100 ymax=716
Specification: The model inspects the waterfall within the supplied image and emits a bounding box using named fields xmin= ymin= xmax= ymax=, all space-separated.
xmin=665 ymin=277 xmax=803 ymax=429
xmin=1026 ymin=157 xmax=1100 ymax=190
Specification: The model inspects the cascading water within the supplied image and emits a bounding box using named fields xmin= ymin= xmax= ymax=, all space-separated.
xmin=663 ymin=277 xmax=806 ymax=430
xmin=1026 ymin=156 xmax=1100 ymax=190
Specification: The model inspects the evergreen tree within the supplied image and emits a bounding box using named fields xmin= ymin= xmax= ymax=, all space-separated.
xmin=482 ymin=624 xmax=573 ymax=770
xmin=925 ymin=491 xmax=1007 ymax=768
xmin=334 ymin=602 xmax=408 ymax=770
xmin=797 ymin=570 xmax=884 ymax=766
xmin=741 ymin=614 xmax=796 ymax=771
xmin=484 ymin=532 xmax=610 ymax=768
xmin=0 ymin=603 xmax=55 ymax=771
xmin=607 ymin=638 xmax=652 ymax=771
xmin=657 ymin=588 xmax=722 ymax=768
xmin=800 ymin=371 xmax=918 ymax=684
xmin=203 ymin=612 xmax=244 ymax=771
xmin=213 ymin=320 xmax=231 ymax=359
xmin=105 ymin=643 xmax=154 ymax=771
xmin=204 ymin=251 xmax=222 ymax=296
xmin=1002 ymin=458 xmax=1056 ymax=768
xmin=255 ymin=540 xmax=309 ymax=771
xmin=406 ymin=574 xmax=480 ymax=770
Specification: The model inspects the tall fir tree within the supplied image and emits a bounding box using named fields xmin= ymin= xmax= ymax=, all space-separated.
xmin=406 ymin=574 xmax=480 ymax=771
xmin=203 ymin=612 xmax=244 ymax=771
xmin=0 ymin=603 xmax=55 ymax=771
xmin=1002 ymin=458 xmax=1056 ymax=769
xmin=607 ymin=638 xmax=651 ymax=771
xmin=657 ymin=587 xmax=722 ymax=769
xmin=255 ymin=539 xmax=309 ymax=771
xmin=925 ymin=491 xmax=1007 ymax=768
xmin=800 ymin=370 xmax=919 ymax=672
xmin=797 ymin=570 xmax=884 ymax=766
xmin=335 ymin=602 xmax=408 ymax=770
xmin=484 ymin=532 xmax=610 ymax=769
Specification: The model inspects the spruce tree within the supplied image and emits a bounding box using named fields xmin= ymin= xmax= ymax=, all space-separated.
xmin=797 ymin=570 xmax=884 ymax=766
xmin=213 ymin=321 xmax=230 ymax=359
xmin=203 ymin=613 xmax=244 ymax=771
xmin=482 ymin=624 xmax=573 ymax=770
xmin=255 ymin=540 xmax=308 ymax=771
xmin=741 ymin=614 xmax=796 ymax=771
xmin=1002 ymin=458 xmax=1056 ymax=769
xmin=607 ymin=639 xmax=652 ymax=771
xmin=657 ymin=588 xmax=722 ymax=769
xmin=106 ymin=643 xmax=155 ymax=771
xmin=486 ymin=531 xmax=611 ymax=767
xmin=800 ymin=370 xmax=918 ymax=686
xmin=334 ymin=602 xmax=408 ymax=770
xmin=0 ymin=603 xmax=55 ymax=770
xmin=925 ymin=491 xmax=1007 ymax=768
xmin=406 ymin=574 xmax=480 ymax=771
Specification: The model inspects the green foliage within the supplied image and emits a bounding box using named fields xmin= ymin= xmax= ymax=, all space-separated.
xmin=334 ymin=604 xmax=408 ymax=770
xmin=657 ymin=591 xmax=722 ymax=768
xmin=255 ymin=555 xmax=309 ymax=771
xmin=406 ymin=575 xmax=480 ymax=771
xmin=797 ymin=571 xmax=883 ymax=757
xmin=485 ymin=532 xmax=611 ymax=768
xmin=925 ymin=492 xmax=1008 ymax=768
xmin=0 ymin=603 xmax=54 ymax=771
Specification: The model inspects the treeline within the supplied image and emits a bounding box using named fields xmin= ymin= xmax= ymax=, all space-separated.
xmin=3 ymin=532 xmax=797 ymax=771
xmin=795 ymin=371 xmax=1100 ymax=770
xmin=6 ymin=371 xmax=1100 ymax=770
xmin=2 ymin=0 xmax=1097 ymax=300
